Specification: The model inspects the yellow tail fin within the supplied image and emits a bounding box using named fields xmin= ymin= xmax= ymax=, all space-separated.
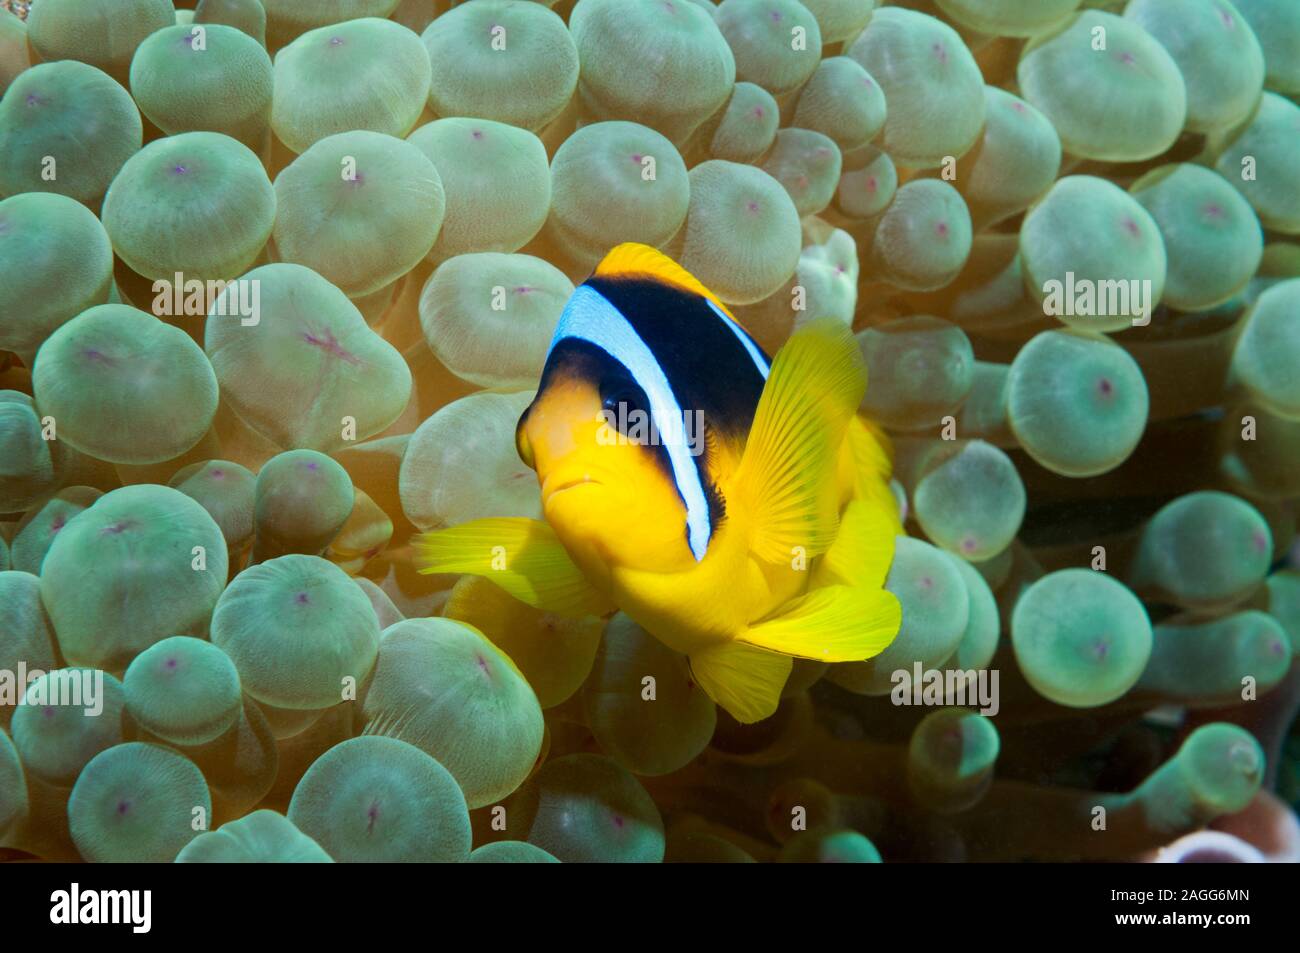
xmin=413 ymin=517 xmax=614 ymax=618
xmin=814 ymin=499 xmax=898 ymax=590
xmin=689 ymin=641 xmax=793 ymax=724
xmin=734 ymin=318 xmax=868 ymax=564
xmin=847 ymin=414 xmax=894 ymax=480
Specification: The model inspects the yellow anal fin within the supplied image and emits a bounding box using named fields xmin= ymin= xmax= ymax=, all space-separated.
xmin=595 ymin=242 xmax=736 ymax=319
xmin=735 ymin=318 xmax=867 ymax=563
xmin=413 ymin=517 xmax=614 ymax=619
xmin=740 ymin=585 xmax=901 ymax=663
xmin=814 ymin=499 xmax=899 ymax=590
xmin=689 ymin=641 xmax=793 ymax=725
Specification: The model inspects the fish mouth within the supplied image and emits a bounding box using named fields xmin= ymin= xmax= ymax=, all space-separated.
xmin=543 ymin=474 xmax=603 ymax=499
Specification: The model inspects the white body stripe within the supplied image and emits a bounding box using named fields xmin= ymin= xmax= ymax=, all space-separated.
xmin=707 ymin=299 xmax=770 ymax=380
xmin=548 ymin=286 xmax=713 ymax=561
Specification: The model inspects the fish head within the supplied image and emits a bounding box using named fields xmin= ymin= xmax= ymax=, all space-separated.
xmin=517 ymin=242 xmax=772 ymax=575
xmin=517 ymin=343 xmax=699 ymax=573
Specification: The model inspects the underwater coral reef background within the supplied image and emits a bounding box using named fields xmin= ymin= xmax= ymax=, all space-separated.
xmin=0 ymin=0 xmax=1298 ymax=871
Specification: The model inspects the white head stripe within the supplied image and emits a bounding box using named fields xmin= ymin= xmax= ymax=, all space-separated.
xmin=548 ymin=286 xmax=712 ymax=561
xmin=706 ymin=299 xmax=770 ymax=380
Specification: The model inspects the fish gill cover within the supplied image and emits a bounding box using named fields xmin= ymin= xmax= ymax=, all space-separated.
xmin=0 ymin=0 xmax=1295 ymax=871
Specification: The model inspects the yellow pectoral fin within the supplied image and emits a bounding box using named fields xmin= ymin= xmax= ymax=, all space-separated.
xmin=814 ymin=499 xmax=899 ymax=590
xmin=689 ymin=641 xmax=793 ymax=725
xmin=740 ymin=585 xmax=901 ymax=663
xmin=413 ymin=517 xmax=614 ymax=619
xmin=735 ymin=318 xmax=867 ymax=564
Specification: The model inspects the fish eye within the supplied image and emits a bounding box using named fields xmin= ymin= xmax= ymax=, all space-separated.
xmin=601 ymin=388 xmax=642 ymax=414
xmin=599 ymin=379 xmax=649 ymax=435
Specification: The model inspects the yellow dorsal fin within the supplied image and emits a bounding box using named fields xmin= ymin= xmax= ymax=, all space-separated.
xmin=594 ymin=243 xmax=737 ymax=319
xmin=734 ymin=318 xmax=868 ymax=563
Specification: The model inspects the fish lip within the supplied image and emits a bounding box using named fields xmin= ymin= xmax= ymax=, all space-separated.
xmin=544 ymin=475 xmax=603 ymax=498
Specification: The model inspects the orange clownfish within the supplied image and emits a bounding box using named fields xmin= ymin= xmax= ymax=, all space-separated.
xmin=415 ymin=243 xmax=902 ymax=723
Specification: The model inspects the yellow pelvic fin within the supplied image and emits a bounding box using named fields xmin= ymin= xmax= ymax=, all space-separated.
xmin=688 ymin=641 xmax=793 ymax=725
xmin=740 ymin=584 xmax=901 ymax=663
xmin=594 ymin=242 xmax=737 ymax=319
xmin=412 ymin=517 xmax=614 ymax=619
xmin=814 ymin=499 xmax=899 ymax=590
xmin=734 ymin=318 xmax=868 ymax=564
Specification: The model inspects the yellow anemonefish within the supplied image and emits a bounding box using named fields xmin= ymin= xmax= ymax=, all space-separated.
xmin=415 ymin=243 xmax=902 ymax=723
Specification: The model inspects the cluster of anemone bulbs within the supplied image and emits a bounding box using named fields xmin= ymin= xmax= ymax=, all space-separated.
xmin=0 ymin=0 xmax=1299 ymax=865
